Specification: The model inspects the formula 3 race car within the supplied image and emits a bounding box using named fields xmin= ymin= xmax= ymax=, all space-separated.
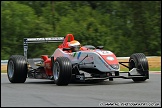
xmin=7 ymin=34 xmax=149 ymax=86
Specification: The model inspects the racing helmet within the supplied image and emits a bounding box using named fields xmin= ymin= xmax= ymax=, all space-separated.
xmin=68 ymin=40 xmax=81 ymax=52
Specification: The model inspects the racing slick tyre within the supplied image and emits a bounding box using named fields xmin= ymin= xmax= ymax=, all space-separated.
xmin=53 ymin=57 xmax=72 ymax=86
xmin=7 ymin=55 xmax=28 ymax=83
xmin=129 ymin=53 xmax=149 ymax=82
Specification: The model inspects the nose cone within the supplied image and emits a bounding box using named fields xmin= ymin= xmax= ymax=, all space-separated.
xmin=101 ymin=54 xmax=119 ymax=65
xmin=101 ymin=54 xmax=119 ymax=70
xmin=95 ymin=50 xmax=119 ymax=64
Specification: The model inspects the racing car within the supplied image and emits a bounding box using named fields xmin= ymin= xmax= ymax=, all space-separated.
xmin=7 ymin=34 xmax=149 ymax=86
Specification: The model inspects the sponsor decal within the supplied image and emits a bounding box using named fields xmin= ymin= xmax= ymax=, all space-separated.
xmin=69 ymin=52 xmax=76 ymax=57
xmin=106 ymin=56 xmax=114 ymax=61
xmin=27 ymin=37 xmax=64 ymax=41
xmin=77 ymin=52 xmax=81 ymax=59
xmin=70 ymin=52 xmax=77 ymax=57
xmin=76 ymin=75 xmax=85 ymax=80
xmin=96 ymin=50 xmax=113 ymax=55
xmin=73 ymin=52 xmax=77 ymax=57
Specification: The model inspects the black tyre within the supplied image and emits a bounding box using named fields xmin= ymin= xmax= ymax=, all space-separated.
xmin=7 ymin=55 xmax=28 ymax=83
xmin=53 ymin=57 xmax=72 ymax=86
xmin=129 ymin=53 xmax=149 ymax=82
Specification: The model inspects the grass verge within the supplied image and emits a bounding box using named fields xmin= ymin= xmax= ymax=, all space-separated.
xmin=120 ymin=67 xmax=161 ymax=72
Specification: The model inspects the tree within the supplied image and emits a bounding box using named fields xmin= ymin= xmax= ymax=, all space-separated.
xmin=1 ymin=1 xmax=53 ymax=59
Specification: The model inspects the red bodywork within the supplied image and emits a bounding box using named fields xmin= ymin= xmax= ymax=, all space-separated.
xmin=41 ymin=55 xmax=52 ymax=76
xmin=41 ymin=34 xmax=75 ymax=76
xmin=41 ymin=34 xmax=118 ymax=76
xmin=59 ymin=34 xmax=74 ymax=49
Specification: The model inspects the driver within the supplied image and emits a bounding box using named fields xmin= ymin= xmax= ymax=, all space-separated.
xmin=68 ymin=40 xmax=81 ymax=52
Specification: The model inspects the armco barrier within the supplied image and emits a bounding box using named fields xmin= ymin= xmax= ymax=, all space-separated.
xmin=1 ymin=60 xmax=8 ymax=65
xmin=1 ymin=58 xmax=42 ymax=65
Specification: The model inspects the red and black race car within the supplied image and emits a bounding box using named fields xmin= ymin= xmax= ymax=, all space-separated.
xmin=7 ymin=34 xmax=149 ymax=86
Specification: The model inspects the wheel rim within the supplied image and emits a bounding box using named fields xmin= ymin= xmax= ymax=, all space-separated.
xmin=8 ymin=60 xmax=14 ymax=78
xmin=53 ymin=61 xmax=60 ymax=81
xmin=129 ymin=59 xmax=135 ymax=70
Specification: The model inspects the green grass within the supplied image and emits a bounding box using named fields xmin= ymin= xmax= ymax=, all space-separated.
xmin=120 ymin=67 xmax=161 ymax=72
xmin=148 ymin=67 xmax=161 ymax=71
xmin=1 ymin=70 xmax=7 ymax=73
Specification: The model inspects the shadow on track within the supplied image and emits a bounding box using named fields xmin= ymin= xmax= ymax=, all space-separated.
xmin=20 ymin=79 xmax=149 ymax=86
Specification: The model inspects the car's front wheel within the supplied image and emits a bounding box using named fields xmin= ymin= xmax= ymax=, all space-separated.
xmin=53 ymin=57 xmax=72 ymax=86
xmin=129 ymin=53 xmax=149 ymax=82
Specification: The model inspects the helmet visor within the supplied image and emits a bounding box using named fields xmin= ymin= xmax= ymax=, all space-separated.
xmin=71 ymin=45 xmax=81 ymax=52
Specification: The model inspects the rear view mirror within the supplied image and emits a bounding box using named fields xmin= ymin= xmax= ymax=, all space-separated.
xmin=96 ymin=46 xmax=104 ymax=49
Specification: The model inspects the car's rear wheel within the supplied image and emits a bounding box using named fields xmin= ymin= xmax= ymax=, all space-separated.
xmin=129 ymin=53 xmax=149 ymax=82
xmin=7 ymin=55 xmax=28 ymax=83
xmin=53 ymin=57 xmax=72 ymax=86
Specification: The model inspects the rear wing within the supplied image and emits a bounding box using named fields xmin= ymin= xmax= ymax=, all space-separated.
xmin=24 ymin=37 xmax=64 ymax=59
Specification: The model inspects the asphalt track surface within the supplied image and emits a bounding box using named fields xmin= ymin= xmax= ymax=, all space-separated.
xmin=1 ymin=72 xmax=161 ymax=107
